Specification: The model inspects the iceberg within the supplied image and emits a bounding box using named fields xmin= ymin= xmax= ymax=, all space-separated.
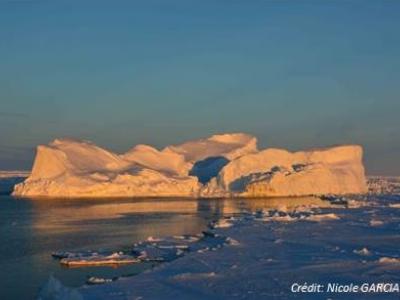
xmin=214 ymin=145 xmax=367 ymax=197
xmin=12 ymin=133 xmax=367 ymax=197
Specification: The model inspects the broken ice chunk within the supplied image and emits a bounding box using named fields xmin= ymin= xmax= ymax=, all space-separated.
xmin=86 ymin=277 xmax=115 ymax=285
xmin=60 ymin=252 xmax=139 ymax=267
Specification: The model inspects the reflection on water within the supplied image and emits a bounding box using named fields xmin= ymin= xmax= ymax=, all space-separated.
xmin=0 ymin=196 xmax=329 ymax=299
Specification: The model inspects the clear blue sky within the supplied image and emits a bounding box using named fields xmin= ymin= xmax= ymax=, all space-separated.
xmin=0 ymin=0 xmax=399 ymax=175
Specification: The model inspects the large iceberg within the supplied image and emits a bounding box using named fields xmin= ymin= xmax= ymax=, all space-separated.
xmin=13 ymin=133 xmax=367 ymax=197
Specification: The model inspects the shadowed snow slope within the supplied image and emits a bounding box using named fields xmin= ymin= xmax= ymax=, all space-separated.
xmin=13 ymin=134 xmax=367 ymax=197
xmin=121 ymin=144 xmax=191 ymax=176
xmin=165 ymin=133 xmax=258 ymax=162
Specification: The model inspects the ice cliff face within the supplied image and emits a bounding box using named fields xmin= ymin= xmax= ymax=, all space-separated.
xmin=13 ymin=134 xmax=367 ymax=197
xmin=214 ymin=145 xmax=367 ymax=197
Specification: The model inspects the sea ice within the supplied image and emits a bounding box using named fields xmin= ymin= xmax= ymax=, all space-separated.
xmin=59 ymin=252 xmax=139 ymax=267
xmin=370 ymin=219 xmax=384 ymax=226
xmin=353 ymin=248 xmax=372 ymax=256
xmin=378 ymin=257 xmax=400 ymax=264
xmin=40 ymin=196 xmax=400 ymax=300
xmin=86 ymin=277 xmax=115 ymax=285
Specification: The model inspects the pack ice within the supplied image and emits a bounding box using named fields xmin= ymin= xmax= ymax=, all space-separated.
xmin=12 ymin=133 xmax=367 ymax=197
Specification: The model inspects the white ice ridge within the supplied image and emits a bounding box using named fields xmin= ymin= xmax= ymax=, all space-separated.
xmin=13 ymin=133 xmax=367 ymax=197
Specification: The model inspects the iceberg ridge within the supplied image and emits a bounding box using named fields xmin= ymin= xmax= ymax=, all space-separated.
xmin=13 ymin=133 xmax=367 ymax=197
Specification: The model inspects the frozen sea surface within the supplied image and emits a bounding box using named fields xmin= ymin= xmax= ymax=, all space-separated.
xmin=0 ymin=195 xmax=334 ymax=299
xmin=38 ymin=194 xmax=400 ymax=300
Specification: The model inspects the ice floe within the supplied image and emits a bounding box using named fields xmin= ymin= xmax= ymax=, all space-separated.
xmin=52 ymin=231 xmax=236 ymax=268
xmin=210 ymin=217 xmax=235 ymax=228
xmin=172 ymin=272 xmax=217 ymax=281
xmin=353 ymin=247 xmax=372 ymax=256
xmin=370 ymin=219 xmax=384 ymax=226
xmin=60 ymin=252 xmax=140 ymax=267
xmin=86 ymin=277 xmax=115 ymax=285
xmin=252 ymin=209 xmax=340 ymax=223
xmin=378 ymin=257 xmax=400 ymax=264
xmin=305 ymin=213 xmax=340 ymax=222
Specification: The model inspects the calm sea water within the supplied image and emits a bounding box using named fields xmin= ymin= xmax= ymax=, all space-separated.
xmin=0 ymin=196 xmax=314 ymax=299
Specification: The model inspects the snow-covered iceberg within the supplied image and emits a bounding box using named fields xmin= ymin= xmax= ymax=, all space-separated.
xmin=210 ymin=145 xmax=367 ymax=197
xmin=12 ymin=133 xmax=367 ymax=197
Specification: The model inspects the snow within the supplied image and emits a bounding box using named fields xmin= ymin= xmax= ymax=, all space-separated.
xmin=303 ymin=213 xmax=340 ymax=222
xmin=165 ymin=133 xmax=258 ymax=162
xmin=60 ymin=252 xmax=140 ymax=267
xmin=253 ymin=209 xmax=339 ymax=222
xmin=215 ymin=145 xmax=367 ymax=196
xmin=172 ymin=272 xmax=217 ymax=280
xmin=353 ymin=247 xmax=372 ymax=256
xmin=370 ymin=219 xmax=384 ymax=226
xmin=39 ymin=194 xmax=400 ymax=300
xmin=50 ymin=232 xmax=233 ymax=268
xmin=210 ymin=217 xmax=235 ymax=228
xmin=86 ymin=277 xmax=114 ymax=285
xmin=121 ymin=144 xmax=191 ymax=176
xmin=13 ymin=133 xmax=367 ymax=197
xmin=368 ymin=176 xmax=400 ymax=195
